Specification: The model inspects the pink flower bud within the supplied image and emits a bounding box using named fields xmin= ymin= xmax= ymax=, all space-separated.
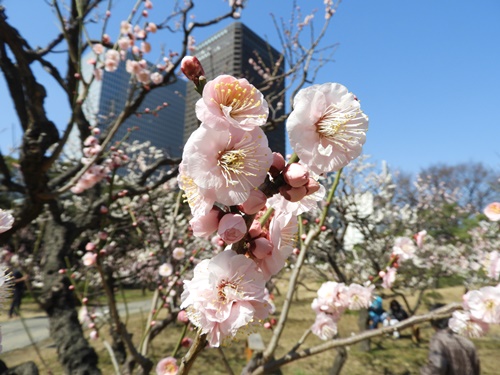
xmin=249 ymin=237 xmax=273 ymax=259
xmin=264 ymin=322 xmax=272 ymax=329
xmin=321 ymin=226 xmax=327 ymax=231
xmin=89 ymin=330 xmax=99 ymax=340
xmin=88 ymin=322 xmax=96 ymax=329
xmin=58 ymin=269 xmax=66 ymax=274
xmin=100 ymin=205 xmax=109 ymax=214
xmin=248 ymin=220 xmax=263 ymax=239
xmin=69 ymin=285 xmax=75 ymax=290
xmin=180 ymin=56 xmax=205 ymax=85
xmin=240 ymin=189 xmax=267 ymax=215
xmin=85 ymin=242 xmax=96 ymax=251
xmin=305 ymin=178 xmax=320 ymax=195
xmin=269 ymin=152 xmax=286 ymax=177
xmin=181 ymin=337 xmax=193 ymax=347
xmin=300 ymin=234 xmax=307 ymax=240
xmin=177 ymin=310 xmax=190 ymax=324
xmin=82 ymin=252 xmax=97 ymax=266
xmin=293 ymin=248 xmax=300 ymax=255
xmin=82 ymin=297 xmax=88 ymax=305
xmin=98 ymin=231 xmax=108 ymax=240
xmin=279 ymin=185 xmax=307 ymax=202
xmin=283 ymin=163 xmax=309 ymax=188
xmin=217 ymin=213 xmax=246 ymax=244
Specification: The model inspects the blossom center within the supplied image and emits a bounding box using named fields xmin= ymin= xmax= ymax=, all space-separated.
xmin=212 ymin=81 xmax=264 ymax=119
xmin=217 ymin=140 xmax=262 ymax=187
xmin=315 ymin=104 xmax=358 ymax=144
xmin=217 ymin=278 xmax=240 ymax=303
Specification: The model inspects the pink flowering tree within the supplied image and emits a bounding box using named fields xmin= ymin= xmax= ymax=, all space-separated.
xmin=0 ymin=0 xmax=356 ymax=373
xmin=1 ymin=0 xmax=499 ymax=374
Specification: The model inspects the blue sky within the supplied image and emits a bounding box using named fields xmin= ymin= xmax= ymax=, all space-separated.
xmin=1 ymin=0 xmax=499 ymax=174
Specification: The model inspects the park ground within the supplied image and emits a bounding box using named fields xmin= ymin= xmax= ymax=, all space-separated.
xmin=1 ymin=269 xmax=500 ymax=374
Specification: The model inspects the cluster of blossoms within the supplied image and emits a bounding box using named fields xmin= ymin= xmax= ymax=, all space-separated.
xmin=378 ymin=232 xmax=423 ymax=289
xmin=450 ymin=283 xmax=500 ymax=338
xmin=311 ymin=281 xmax=373 ymax=340
xmin=71 ymin=128 xmax=129 ymax=194
xmin=177 ymin=57 xmax=369 ymax=347
xmin=87 ymin=1 xmax=171 ymax=86
xmin=448 ymin=203 xmax=500 ymax=338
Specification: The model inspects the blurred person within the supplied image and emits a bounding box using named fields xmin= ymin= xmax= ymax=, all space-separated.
xmin=383 ymin=299 xmax=409 ymax=338
xmin=9 ymin=268 xmax=28 ymax=318
xmin=368 ymin=295 xmax=387 ymax=329
xmin=420 ymin=303 xmax=480 ymax=375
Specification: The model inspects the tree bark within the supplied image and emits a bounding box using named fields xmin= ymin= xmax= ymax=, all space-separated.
xmin=38 ymin=218 xmax=102 ymax=375
xmin=328 ymin=347 xmax=348 ymax=375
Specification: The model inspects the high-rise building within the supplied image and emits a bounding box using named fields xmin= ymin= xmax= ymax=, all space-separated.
xmin=82 ymin=57 xmax=187 ymax=158
xmin=184 ymin=22 xmax=286 ymax=155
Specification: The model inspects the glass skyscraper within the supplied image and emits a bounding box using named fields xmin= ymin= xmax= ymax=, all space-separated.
xmin=82 ymin=57 xmax=187 ymax=158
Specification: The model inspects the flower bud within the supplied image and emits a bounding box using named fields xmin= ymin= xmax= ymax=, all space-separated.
xmin=249 ymin=237 xmax=273 ymax=259
xmin=279 ymin=185 xmax=307 ymax=202
xmin=240 ymin=189 xmax=267 ymax=215
xmin=217 ymin=213 xmax=246 ymax=244
xmin=180 ymin=56 xmax=205 ymax=85
xmin=304 ymin=178 xmax=320 ymax=195
xmin=269 ymin=152 xmax=286 ymax=178
xmin=283 ymin=163 xmax=309 ymax=188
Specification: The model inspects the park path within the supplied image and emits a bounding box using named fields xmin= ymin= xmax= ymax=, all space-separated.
xmin=1 ymin=299 xmax=152 ymax=353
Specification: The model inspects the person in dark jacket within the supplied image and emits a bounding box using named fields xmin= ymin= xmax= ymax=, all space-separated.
xmin=420 ymin=304 xmax=480 ymax=375
xmin=9 ymin=269 xmax=28 ymax=318
xmin=383 ymin=299 xmax=409 ymax=338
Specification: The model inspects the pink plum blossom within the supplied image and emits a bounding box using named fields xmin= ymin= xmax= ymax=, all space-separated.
xmin=159 ymin=263 xmax=173 ymax=277
xmin=180 ymin=250 xmax=270 ymax=347
xmin=218 ymin=213 xmax=246 ymax=244
xmin=82 ymin=252 xmax=97 ymax=267
xmin=172 ymin=247 xmax=186 ymax=260
xmin=484 ymin=202 xmax=500 ymax=221
xmin=485 ymin=251 xmax=500 ymax=280
xmin=150 ymin=72 xmax=163 ymax=85
xmin=120 ymin=21 xmax=132 ymax=35
xmin=177 ymin=162 xmax=217 ymax=217
xmin=463 ymin=286 xmax=500 ymax=324
xmin=104 ymin=49 xmax=120 ymax=72
xmin=392 ymin=237 xmax=417 ymax=261
xmin=255 ymin=212 xmax=297 ymax=280
xmin=311 ymin=281 xmax=349 ymax=318
xmin=311 ymin=312 xmax=338 ymax=340
xmin=181 ymin=126 xmax=272 ymax=207
xmin=196 ymin=75 xmax=269 ymax=131
xmin=449 ymin=310 xmax=489 ymax=338
xmin=92 ymin=43 xmax=104 ymax=55
xmin=0 ymin=210 xmax=14 ymax=233
xmin=156 ymin=357 xmax=178 ymax=375
xmin=346 ymin=283 xmax=374 ymax=310
xmin=381 ymin=267 xmax=397 ymax=289
xmin=189 ymin=207 xmax=221 ymax=237
xmin=287 ymin=82 xmax=368 ymax=174
xmin=414 ymin=230 xmax=427 ymax=248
